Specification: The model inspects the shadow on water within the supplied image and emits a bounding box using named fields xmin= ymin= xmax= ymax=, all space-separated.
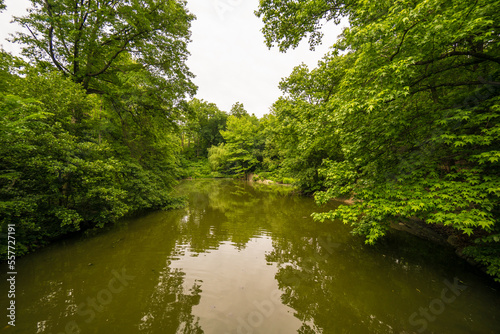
xmin=1 ymin=179 xmax=499 ymax=333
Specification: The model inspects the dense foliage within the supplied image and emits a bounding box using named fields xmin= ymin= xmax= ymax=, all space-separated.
xmin=257 ymin=0 xmax=500 ymax=281
xmin=1 ymin=0 xmax=195 ymax=257
xmin=180 ymin=98 xmax=228 ymax=159
xmin=13 ymin=0 xmax=195 ymax=97
xmin=206 ymin=103 xmax=266 ymax=178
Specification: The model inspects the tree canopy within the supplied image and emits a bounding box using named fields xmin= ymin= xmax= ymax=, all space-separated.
xmin=207 ymin=104 xmax=265 ymax=178
xmin=180 ymin=98 xmax=228 ymax=159
xmin=255 ymin=0 xmax=352 ymax=52
xmin=13 ymin=0 xmax=196 ymax=99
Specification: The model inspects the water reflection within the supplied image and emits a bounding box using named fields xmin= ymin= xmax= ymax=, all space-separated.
xmin=1 ymin=179 xmax=499 ymax=334
xmin=138 ymin=266 xmax=203 ymax=334
xmin=267 ymin=222 xmax=500 ymax=333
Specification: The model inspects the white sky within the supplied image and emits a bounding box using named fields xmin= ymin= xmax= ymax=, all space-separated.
xmin=0 ymin=0 xmax=346 ymax=118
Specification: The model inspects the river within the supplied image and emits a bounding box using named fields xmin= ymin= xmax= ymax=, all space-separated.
xmin=2 ymin=179 xmax=499 ymax=333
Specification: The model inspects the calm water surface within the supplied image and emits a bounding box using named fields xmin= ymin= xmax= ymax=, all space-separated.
xmin=2 ymin=179 xmax=499 ymax=333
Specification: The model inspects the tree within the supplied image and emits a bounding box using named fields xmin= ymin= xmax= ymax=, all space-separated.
xmin=12 ymin=0 xmax=199 ymax=190
xmin=230 ymin=102 xmax=248 ymax=118
xmin=0 ymin=1 xmax=196 ymax=254
xmin=13 ymin=0 xmax=195 ymax=99
xmin=259 ymin=113 xmax=281 ymax=172
xmin=265 ymin=56 xmax=346 ymax=191
xmin=258 ymin=0 xmax=500 ymax=281
xmin=207 ymin=143 xmax=230 ymax=172
xmin=211 ymin=114 xmax=263 ymax=177
xmin=0 ymin=50 xmax=21 ymax=92
xmin=255 ymin=0 xmax=352 ymax=52
xmin=13 ymin=1 xmax=197 ymax=183
xmin=205 ymin=102 xmax=263 ymax=177
xmin=0 ymin=60 xmax=186 ymax=257
xmin=181 ymin=99 xmax=228 ymax=158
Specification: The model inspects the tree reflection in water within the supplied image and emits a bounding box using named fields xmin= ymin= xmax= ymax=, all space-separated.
xmin=138 ymin=265 xmax=203 ymax=334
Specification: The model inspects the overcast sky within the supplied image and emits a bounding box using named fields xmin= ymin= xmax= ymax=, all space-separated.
xmin=0 ymin=0 xmax=346 ymax=117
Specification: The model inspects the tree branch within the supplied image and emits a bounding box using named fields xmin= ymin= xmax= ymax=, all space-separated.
xmin=44 ymin=0 xmax=70 ymax=74
xmin=87 ymin=27 xmax=156 ymax=78
xmin=73 ymin=0 xmax=91 ymax=79
xmin=414 ymin=51 xmax=500 ymax=66
xmin=389 ymin=21 xmax=421 ymax=61
xmin=86 ymin=35 xmax=135 ymax=77
xmin=409 ymin=59 xmax=486 ymax=88
xmin=410 ymin=80 xmax=500 ymax=96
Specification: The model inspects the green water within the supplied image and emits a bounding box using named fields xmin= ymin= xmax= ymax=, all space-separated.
xmin=2 ymin=179 xmax=499 ymax=333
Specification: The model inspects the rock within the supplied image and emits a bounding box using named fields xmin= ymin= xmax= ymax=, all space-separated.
xmin=447 ymin=235 xmax=460 ymax=247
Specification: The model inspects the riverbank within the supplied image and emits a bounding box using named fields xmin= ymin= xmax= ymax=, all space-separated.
xmin=310 ymin=191 xmax=495 ymax=282
xmin=390 ymin=218 xmax=495 ymax=280
xmin=249 ymin=175 xmax=491 ymax=279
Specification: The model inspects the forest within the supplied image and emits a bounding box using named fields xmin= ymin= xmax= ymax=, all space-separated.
xmin=1 ymin=0 xmax=499 ymax=283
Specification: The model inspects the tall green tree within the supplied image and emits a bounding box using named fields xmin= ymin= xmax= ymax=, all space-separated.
xmin=267 ymin=56 xmax=346 ymax=191
xmin=13 ymin=0 xmax=197 ymax=183
xmin=0 ymin=59 xmax=185 ymax=257
xmin=210 ymin=113 xmax=264 ymax=177
xmin=181 ymin=99 xmax=228 ymax=158
xmin=229 ymin=102 xmax=249 ymax=118
xmin=13 ymin=0 xmax=195 ymax=98
xmin=0 ymin=68 xmax=125 ymax=254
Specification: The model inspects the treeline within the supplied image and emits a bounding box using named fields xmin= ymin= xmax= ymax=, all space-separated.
xmin=0 ymin=0 xmax=196 ymax=256
xmin=180 ymin=100 xmax=297 ymax=185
